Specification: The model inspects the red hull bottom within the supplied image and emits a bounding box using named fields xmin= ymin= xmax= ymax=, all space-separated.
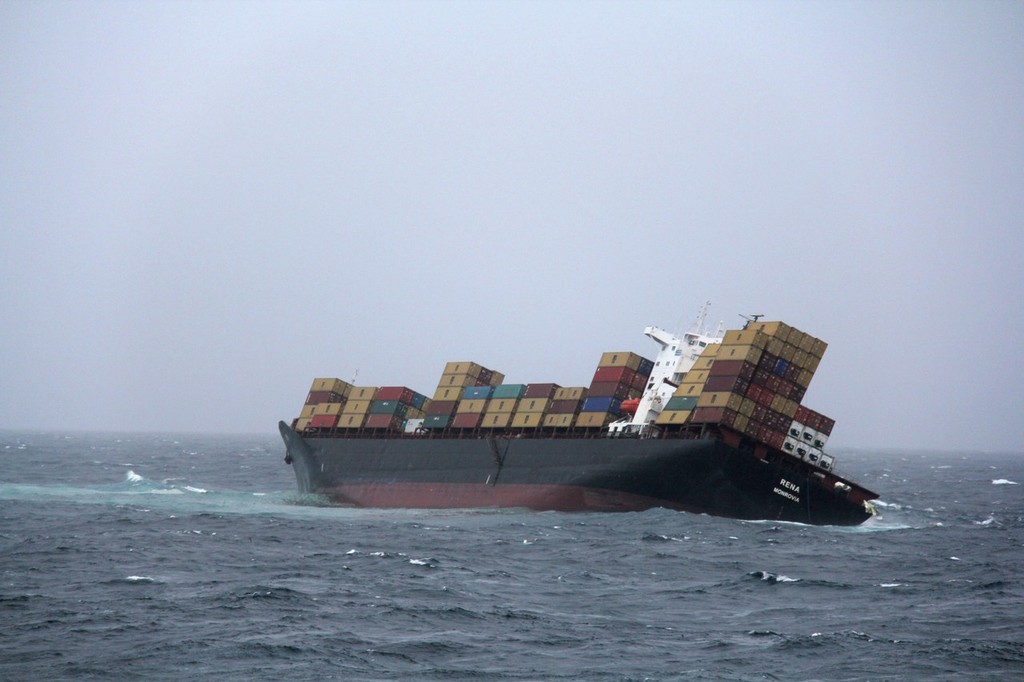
xmin=321 ymin=482 xmax=705 ymax=514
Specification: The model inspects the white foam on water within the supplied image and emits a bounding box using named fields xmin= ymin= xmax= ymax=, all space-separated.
xmin=182 ymin=486 xmax=207 ymax=494
xmin=992 ymin=479 xmax=1018 ymax=485
xmin=125 ymin=470 xmax=144 ymax=483
xmin=125 ymin=576 xmax=154 ymax=583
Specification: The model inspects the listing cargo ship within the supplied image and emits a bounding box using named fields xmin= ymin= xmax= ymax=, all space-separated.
xmin=280 ymin=307 xmax=879 ymax=526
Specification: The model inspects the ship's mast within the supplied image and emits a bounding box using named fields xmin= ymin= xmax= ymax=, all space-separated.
xmin=610 ymin=303 xmax=724 ymax=436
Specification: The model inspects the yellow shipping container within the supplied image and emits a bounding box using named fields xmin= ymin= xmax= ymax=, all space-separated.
xmin=456 ymin=399 xmax=488 ymax=414
xmin=810 ymin=337 xmax=828 ymax=359
xmin=350 ymin=386 xmax=378 ymax=401
xmin=486 ymin=399 xmax=519 ymax=414
xmin=313 ymin=402 xmax=345 ymax=416
xmin=696 ymin=391 xmax=744 ymax=411
xmin=748 ymin=320 xmax=793 ymax=343
xmin=516 ymin=398 xmax=550 ymax=414
xmin=717 ymin=344 xmax=763 ymax=365
xmin=804 ymin=353 xmax=821 ymax=374
xmin=674 ymin=382 xmax=705 ymax=397
xmin=443 ymin=361 xmax=485 ymax=377
xmin=795 ymin=368 xmax=814 ymax=389
xmin=779 ymin=342 xmax=797 ymax=362
xmin=693 ymin=356 xmax=716 ymax=371
xmin=655 ymin=409 xmax=692 ymax=425
xmin=437 ymin=373 xmax=479 ymax=389
xmin=512 ymin=412 xmax=544 ymax=428
xmin=722 ymin=328 xmax=768 ymax=348
xmin=300 ymin=405 xmax=316 ymax=419
xmin=739 ymin=398 xmax=756 ymax=417
xmin=543 ymin=413 xmax=575 ymax=428
xmin=701 ymin=343 xmax=721 ymax=359
xmin=310 ymin=378 xmax=352 ymax=396
xmin=681 ymin=369 xmax=710 ymax=386
xmin=554 ymin=387 xmax=587 ymax=400
xmin=432 ymin=386 xmax=463 ymax=401
xmin=598 ymin=351 xmax=643 ymax=370
xmin=336 ymin=413 xmax=365 ymax=429
xmin=732 ymin=413 xmax=750 ymax=433
xmin=576 ymin=412 xmax=613 ymax=428
xmin=295 ymin=417 xmax=313 ymax=431
xmin=480 ymin=412 xmax=514 ymax=428
xmin=766 ymin=337 xmax=786 ymax=357
xmin=342 ymin=399 xmax=372 ymax=415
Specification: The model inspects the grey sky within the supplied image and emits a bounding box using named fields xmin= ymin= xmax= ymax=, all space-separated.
xmin=2 ymin=1 xmax=1021 ymax=452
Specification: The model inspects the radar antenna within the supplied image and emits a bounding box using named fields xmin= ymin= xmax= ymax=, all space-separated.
xmin=740 ymin=313 xmax=764 ymax=329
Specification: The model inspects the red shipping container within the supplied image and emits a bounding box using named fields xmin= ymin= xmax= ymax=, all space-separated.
xmin=310 ymin=414 xmax=338 ymax=428
xmin=765 ymin=429 xmax=786 ymax=450
xmin=376 ymin=386 xmax=415 ymax=403
xmin=587 ymin=381 xmax=631 ymax=400
xmin=524 ymin=383 xmax=559 ymax=399
xmin=593 ymin=366 xmax=635 ymax=385
xmin=794 ymin=404 xmax=811 ymax=424
xmin=306 ymin=390 xmax=344 ymax=405
xmin=452 ymin=412 xmax=482 ymax=429
xmin=708 ymin=360 xmax=755 ymax=380
xmin=364 ymin=414 xmax=402 ymax=430
xmin=691 ymin=406 xmax=726 ymax=424
xmin=426 ymin=400 xmax=458 ymax=416
xmin=746 ymin=384 xmax=762 ymax=402
xmin=705 ymin=375 xmax=740 ymax=392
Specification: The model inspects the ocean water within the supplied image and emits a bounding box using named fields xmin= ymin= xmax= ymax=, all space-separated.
xmin=1 ymin=431 xmax=1021 ymax=681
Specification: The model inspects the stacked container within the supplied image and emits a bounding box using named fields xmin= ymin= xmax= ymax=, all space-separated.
xmin=337 ymin=386 xmax=377 ymax=429
xmin=426 ymin=361 xmax=504 ymax=429
xmin=543 ymin=386 xmax=587 ymax=428
xmin=300 ymin=377 xmax=353 ymax=430
xmin=657 ymin=322 xmax=836 ymax=464
xmin=364 ymin=386 xmax=429 ymax=431
xmin=511 ymin=383 xmax=559 ymax=428
xmin=576 ymin=351 xmax=652 ymax=428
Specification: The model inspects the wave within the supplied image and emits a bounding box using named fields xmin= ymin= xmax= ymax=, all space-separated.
xmin=992 ymin=479 xmax=1018 ymax=485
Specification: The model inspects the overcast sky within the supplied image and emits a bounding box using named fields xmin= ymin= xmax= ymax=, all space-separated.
xmin=2 ymin=1 xmax=1021 ymax=452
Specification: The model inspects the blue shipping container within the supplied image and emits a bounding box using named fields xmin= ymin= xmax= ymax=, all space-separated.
xmin=581 ymin=396 xmax=621 ymax=414
xmin=462 ymin=385 xmax=494 ymax=400
xmin=492 ymin=384 xmax=527 ymax=399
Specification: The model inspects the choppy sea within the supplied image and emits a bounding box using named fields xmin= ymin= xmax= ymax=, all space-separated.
xmin=1 ymin=431 xmax=1022 ymax=681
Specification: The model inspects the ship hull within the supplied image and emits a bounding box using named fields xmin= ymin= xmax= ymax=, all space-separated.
xmin=279 ymin=422 xmax=874 ymax=525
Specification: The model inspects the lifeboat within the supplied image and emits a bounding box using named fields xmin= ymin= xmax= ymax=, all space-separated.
xmin=620 ymin=398 xmax=640 ymax=415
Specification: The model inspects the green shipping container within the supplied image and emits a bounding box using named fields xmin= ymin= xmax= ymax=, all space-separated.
xmin=491 ymin=384 xmax=527 ymax=399
xmin=665 ymin=396 xmax=699 ymax=411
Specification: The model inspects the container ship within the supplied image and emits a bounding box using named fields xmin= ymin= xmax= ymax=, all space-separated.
xmin=279 ymin=307 xmax=878 ymax=526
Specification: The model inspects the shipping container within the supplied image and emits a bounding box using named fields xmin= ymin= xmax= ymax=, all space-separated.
xmin=696 ymin=391 xmax=743 ymax=411
xmin=310 ymin=378 xmax=352 ymax=396
xmin=299 ymin=405 xmax=316 ymax=419
xmin=576 ymin=412 xmax=614 ymax=428
xmin=708 ymin=359 xmax=755 ymax=380
xmin=581 ymin=396 xmax=622 ymax=414
xmin=674 ymin=382 xmax=704 ymax=397
xmin=553 ymin=386 xmax=587 ymax=400
xmin=350 ymin=386 xmax=378 ymax=401
xmin=425 ymin=400 xmax=458 ymax=416
xmin=692 ymin=356 xmax=716 ymax=371
xmin=548 ymin=399 xmax=582 ymax=414
xmin=598 ymin=351 xmax=645 ymax=370
xmin=295 ymin=417 xmax=313 ymax=432
xmin=705 ymin=375 xmax=742 ymax=393
xmin=451 ymin=412 xmax=483 ymax=429
xmin=376 ymin=386 xmax=414 ymax=403
xmin=516 ymin=398 xmax=550 ymax=414
xmin=313 ymin=402 xmax=345 ymax=416
xmin=336 ymin=413 xmax=366 ymax=429
xmin=364 ymin=414 xmax=403 ymax=430
xmin=456 ymin=399 xmax=488 ymax=414
xmin=592 ymin=366 xmax=635 ymax=385
xmin=524 ymin=383 xmax=559 ymax=399
xmin=310 ymin=414 xmax=338 ymax=428
xmin=636 ymin=357 xmax=655 ymax=377
xmin=462 ymin=385 xmax=494 ymax=400
xmin=512 ymin=412 xmax=544 ymax=428
xmin=717 ymin=344 xmax=763 ymax=365
xmin=370 ymin=400 xmax=409 ymax=417
xmin=665 ymin=395 xmax=698 ymax=411
xmin=747 ymin=320 xmax=793 ymax=343
xmin=492 ymin=384 xmax=527 ymax=399
xmin=487 ymin=398 xmax=520 ymax=414
xmin=543 ymin=413 xmax=575 ymax=428
xmin=481 ymin=412 xmax=514 ymax=429
xmin=341 ymin=399 xmax=372 ymax=415
xmin=443 ymin=361 xmax=485 ymax=377
xmin=690 ymin=406 xmax=726 ymax=424
xmin=654 ymin=408 xmax=692 ymax=425
xmin=586 ymin=382 xmax=631 ymax=400
xmin=305 ymin=390 xmax=346 ymax=405
xmin=722 ymin=328 xmax=768 ymax=348
xmin=422 ymin=415 xmax=450 ymax=429
xmin=437 ymin=372 xmax=480 ymax=389
xmin=433 ymin=386 xmax=463 ymax=401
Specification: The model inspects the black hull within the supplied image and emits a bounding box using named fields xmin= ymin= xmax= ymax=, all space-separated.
xmin=279 ymin=422 xmax=875 ymax=526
